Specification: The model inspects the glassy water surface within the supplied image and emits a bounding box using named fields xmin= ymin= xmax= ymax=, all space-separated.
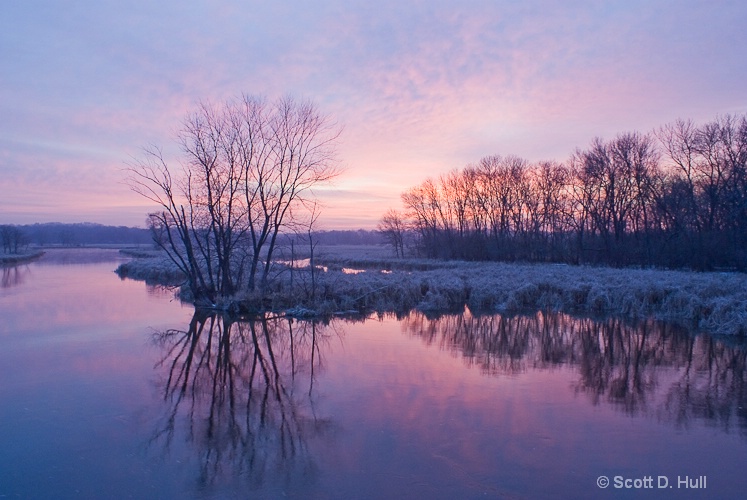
xmin=1 ymin=249 xmax=746 ymax=499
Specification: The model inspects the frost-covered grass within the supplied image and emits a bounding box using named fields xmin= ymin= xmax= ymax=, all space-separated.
xmin=118 ymin=247 xmax=164 ymax=259
xmin=305 ymin=261 xmax=746 ymax=335
xmin=115 ymin=251 xmax=185 ymax=285
xmin=116 ymin=247 xmax=747 ymax=335
xmin=0 ymin=250 xmax=44 ymax=265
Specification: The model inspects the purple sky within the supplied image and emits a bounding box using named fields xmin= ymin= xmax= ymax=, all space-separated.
xmin=2 ymin=1 xmax=746 ymax=229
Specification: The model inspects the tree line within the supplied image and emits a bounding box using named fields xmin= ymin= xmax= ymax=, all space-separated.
xmin=25 ymin=222 xmax=151 ymax=246
xmin=0 ymin=223 xmax=154 ymax=252
xmin=380 ymin=113 xmax=747 ymax=270
xmin=0 ymin=225 xmax=28 ymax=254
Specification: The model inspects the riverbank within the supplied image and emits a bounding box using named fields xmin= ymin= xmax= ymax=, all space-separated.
xmin=116 ymin=249 xmax=747 ymax=335
xmin=0 ymin=250 xmax=45 ymax=266
xmin=115 ymin=249 xmax=185 ymax=285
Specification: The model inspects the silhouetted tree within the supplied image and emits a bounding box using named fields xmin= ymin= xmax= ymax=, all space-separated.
xmin=378 ymin=209 xmax=407 ymax=258
xmin=0 ymin=225 xmax=27 ymax=254
xmin=128 ymin=94 xmax=340 ymax=303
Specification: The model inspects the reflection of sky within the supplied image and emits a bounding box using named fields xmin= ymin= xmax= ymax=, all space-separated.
xmin=309 ymin=317 xmax=747 ymax=498
xmin=0 ymin=253 xmax=189 ymax=337
xmin=2 ymin=1 xmax=747 ymax=228
xmin=1 ymin=254 xmax=747 ymax=497
xmin=0 ymin=252 xmax=195 ymax=498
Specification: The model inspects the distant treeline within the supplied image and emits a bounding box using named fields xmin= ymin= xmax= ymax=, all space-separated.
xmin=281 ymin=229 xmax=383 ymax=246
xmin=6 ymin=223 xmax=152 ymax=247
xmin=381 ymin=113 xmax=747 ymax=270
xmin=1 ymin=222 xmax=383 ymax=250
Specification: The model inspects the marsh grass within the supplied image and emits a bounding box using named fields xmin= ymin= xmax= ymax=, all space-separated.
xmin=0 ymin=250 xmax=45 ymax=266
xmin=115 ymin=251 xmax=186 ymax=285
xmin=116 ymin=246 xmax=747 ymax=335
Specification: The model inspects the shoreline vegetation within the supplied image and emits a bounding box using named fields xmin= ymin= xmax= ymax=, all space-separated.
xmin=115 ymin=246 xmax=747 ymax=336
xmin=0 ymin=250 xmax=45 ymax=266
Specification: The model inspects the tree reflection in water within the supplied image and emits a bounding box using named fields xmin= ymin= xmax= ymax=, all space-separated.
xmin=2 ymin=264 xmax=31 ymax=289
xmin=402 ymin=310 xmax=747 ymax=436
xmin=149 ymin=308 xmax=747 ymax=491
xmin=150 ymin=310 xmax=338 ymax=489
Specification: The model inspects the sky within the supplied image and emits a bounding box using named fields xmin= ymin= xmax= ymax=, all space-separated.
xmin=2 ymin=1 xmax=746 ymax=229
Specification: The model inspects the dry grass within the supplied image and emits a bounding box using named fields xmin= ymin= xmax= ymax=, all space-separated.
xmin=117 ymin=247 xmax=747 ymax=335
xmin=115 ymin=252 xmax=185 ymax=285
xmin=0 ymin=250 xmax=45 ymax=266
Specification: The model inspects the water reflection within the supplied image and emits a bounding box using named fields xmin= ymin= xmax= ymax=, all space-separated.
xmin=2 ymin=264 xmax=30 ymax=289
xmin=150 ymin=310 xmax=338 ymax=489
xmin=145 ymin=283 xmax=179 ymax=299
xmin=1 ymin=249 xmax=130 ymax=290
xmin=148 ymin=308 xmax=747 ymax=495
xmin=35 ymin=247 xmax=129 ymax=265
xmin=402 ymin=310 xmax=747 ymax=436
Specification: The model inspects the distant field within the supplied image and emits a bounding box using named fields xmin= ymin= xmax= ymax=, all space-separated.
xmin=310 ymin=244 xmax=393 ymax=260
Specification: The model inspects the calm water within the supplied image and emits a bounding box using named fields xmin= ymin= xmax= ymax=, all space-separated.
xmin=1 ymin=249 xmax=746 ymax=499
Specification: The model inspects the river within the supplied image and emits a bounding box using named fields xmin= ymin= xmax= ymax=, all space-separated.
xmin=1 ymin=249 xmax=746 ymax=499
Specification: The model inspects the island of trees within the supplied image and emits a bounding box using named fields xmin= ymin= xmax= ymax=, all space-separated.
xmin=127 ymin=94 xmax=340 ymax=306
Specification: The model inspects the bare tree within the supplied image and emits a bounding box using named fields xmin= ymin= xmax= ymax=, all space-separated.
xmin=127 ymin=94 xmax=340 ymax=304
xmin=401 ymin=179 xmax=441 ymax=257
xmin=378 ymin=209 xmax=407 ymax=258
xmin=0 ymin=225 xmax=28 ymax=254
xmin=250 ymin=96 xmax=341 ymax=293
xmin=657 ymin=114 xmax=747 ymax=268
xmin=129 ymin=149 xmax=215 ymax=303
